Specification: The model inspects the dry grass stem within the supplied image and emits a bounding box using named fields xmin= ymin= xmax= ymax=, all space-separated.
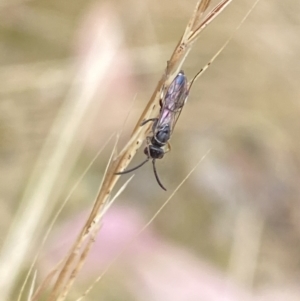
xmin=46 ymin=135 xmax=120 ymax=301
xmin=169 ymin=0 xmax=232 ymax=75
xmin=31 ymin=264 xmax=63 ymax=301
xmin=58 ymin=174 xmax=133 ymax=301
xmin=0 ymin=10 xmax=123 ymax=300
xmin=189 ymin=0 xmax=262 ymax=87
xmin=27 ymin=271 xmax=37 ymax=301
xmin=58 ymin=224 xmax=100 ymax=301
xmin=39 ymin=1 xmax=239 ymax=300
xmin=26 ymin=135 xmax=115 ymax=301
xmin=76 ymin=150 xmax=211 ymax=301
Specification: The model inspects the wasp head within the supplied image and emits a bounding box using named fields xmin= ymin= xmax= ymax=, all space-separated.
xmin=144 ymin=145 xmax=164 ymax=160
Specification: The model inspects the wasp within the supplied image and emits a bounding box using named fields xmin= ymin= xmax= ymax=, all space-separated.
xmin=116 ymin=71 xmax=189 ymax=190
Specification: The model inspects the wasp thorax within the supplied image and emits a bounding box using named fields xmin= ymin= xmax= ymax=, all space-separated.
xmin=155 ymin=126 xmax=170 ymax=144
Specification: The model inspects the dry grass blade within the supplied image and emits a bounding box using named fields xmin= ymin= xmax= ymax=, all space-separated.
xmin=75 ymin=150 xmax=211 ymax=301
xmin=58 ymin=224 xmax=100 ymax=301
xmin=27 ymin=271 xmax=37 ymax=301
xmin=183 ymin=0 xmax=211 ymax=40
xmin=40 ymin=1 xmax=234 ymax=300
xmin=31 ymin=263 xmax=63 ymax=301
xmin=1 ymin=10 xmax=122 ymax=300
xmin=46 ymin=136 xmax=120 ymax=301
xmin=19 ymin=134 xmax=114 ymax=301
xmin=102 ymin=175 xmax=134 ymax=215
xmin=189 ymin=0 xmax=262 ymax=88
xmin=188 ymin=0 xmax=232 ymax=44
xmin=166 ymin=0 xmax=231 ymax=79
xmin=57 ymin=175 xmax=133 ymax=301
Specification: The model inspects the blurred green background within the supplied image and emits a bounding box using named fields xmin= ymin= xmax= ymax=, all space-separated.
xmin=1 ymin=0 xmax=300 ymax=300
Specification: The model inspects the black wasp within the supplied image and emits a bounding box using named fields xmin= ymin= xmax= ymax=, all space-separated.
xmin=116 ymin=71 xmax=189 ymax=190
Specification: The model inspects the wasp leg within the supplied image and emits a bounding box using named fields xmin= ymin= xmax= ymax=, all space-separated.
xmin=140 ymin=118 xmax=158 ymax=127
xmin=159 ymin=97 xmax=163 ymax=108
xmin=164 ymin=142 xmax=171 ymax=153
xmin=141 ymin=118 xmax=159 ymax=134
xmin=144 ymin=136 xmax=152 ymax=157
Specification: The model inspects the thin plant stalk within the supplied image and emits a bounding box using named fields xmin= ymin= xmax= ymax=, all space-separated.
xmin=75 ymin=150 xmax=211 ymax=301
xmin=25 ymin=134 xmax=115 ymax=301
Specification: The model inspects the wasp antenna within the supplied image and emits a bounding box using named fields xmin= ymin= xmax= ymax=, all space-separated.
xmin=152 ymin=160 xmax=167 ymax=191
xmin=115 ymin=158 xmax=150 ymax=175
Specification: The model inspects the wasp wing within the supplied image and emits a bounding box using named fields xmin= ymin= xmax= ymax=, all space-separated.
xmin=156 ymin=71 xmax=188 ymax=135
